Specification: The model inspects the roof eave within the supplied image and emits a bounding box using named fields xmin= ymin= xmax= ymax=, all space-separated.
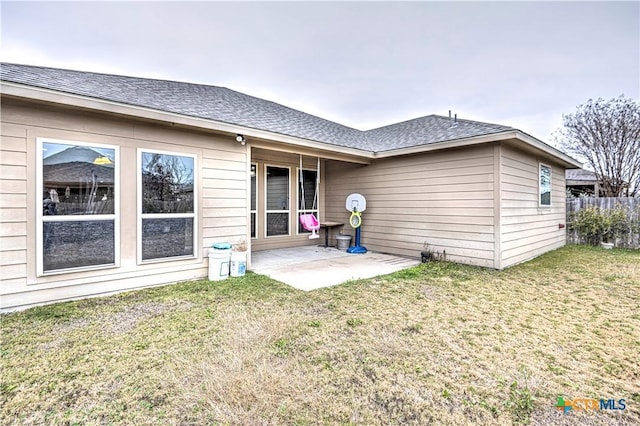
xmin=567 ymin=179 xmax=598 ymax=185
xmin=374 ymin=130 xmax=582 ymax=168
xmin=513 ymin=130 xmax=582 ymax=168
xmin=0 ymin=81 xmax=372 ymax=163
xmin=372 ymin=132 xmax=516 ymax=158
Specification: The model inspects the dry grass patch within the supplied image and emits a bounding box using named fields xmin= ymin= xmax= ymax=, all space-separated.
xmin=1 ymin=245 xmax=638 ymax=425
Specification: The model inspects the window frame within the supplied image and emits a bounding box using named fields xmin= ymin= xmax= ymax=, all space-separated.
xmin=264 ymin=164 xmax=290 ymax=238
xmin=296 ymin=166 xmax=319 ymax=235
xmin=539 ymin=163 xmax=552 ymax=208
xmin=137 ymin=148 xmax=198 ymax=264
xmin=36 ymin=137 xmax=120 ymax=276
xmin=251 ymin=163 xmax=258 ymax=239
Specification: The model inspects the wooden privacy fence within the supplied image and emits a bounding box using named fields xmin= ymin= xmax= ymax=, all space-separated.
xmin=566 ymin=197 xmax=640 ymax=248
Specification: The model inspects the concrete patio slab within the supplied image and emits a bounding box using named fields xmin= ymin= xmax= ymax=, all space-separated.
xmin=250 ymin=246 xmax=420 ymax=291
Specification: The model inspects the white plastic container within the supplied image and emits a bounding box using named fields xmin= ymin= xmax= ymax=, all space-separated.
xmin=230 ymin=251 xmax=247 ymax=277
xmin=335 ymin=234 xmax=352 ymax=251
xmin=208 ymin=243 xmax=231 ymax=281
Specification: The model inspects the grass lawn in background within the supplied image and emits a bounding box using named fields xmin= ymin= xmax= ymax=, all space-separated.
xmin=1 ymin=245 xmax=638 ymax=425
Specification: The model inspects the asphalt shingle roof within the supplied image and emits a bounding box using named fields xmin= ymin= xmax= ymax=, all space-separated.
xmin=365 ymin=116 xmax=513 ymax=152
xmin=43 ymin=146 xmax=113 ymax=166
xmin=566 ymin=169 xmax=598 ymax=181
xmin=1 ymin=63 xmax=514 ymax=152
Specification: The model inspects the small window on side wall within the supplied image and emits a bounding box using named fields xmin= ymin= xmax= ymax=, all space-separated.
xmin=138 ymin=149 xmax=197 ymax=262
xmin=539 ymin=163 xmax=552 ymax=207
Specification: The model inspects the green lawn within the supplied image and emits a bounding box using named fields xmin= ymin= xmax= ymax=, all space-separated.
xmin=1 ymin=245 xmax=639 ymax=425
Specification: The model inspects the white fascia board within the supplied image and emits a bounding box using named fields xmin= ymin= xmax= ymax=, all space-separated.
xmin=375 ymin=130 xmax=582 ymax=168
xmin=1 ymin=82 xmax=371 ymax=160
xmin=513 ymin=130 xmax=582 ymax=168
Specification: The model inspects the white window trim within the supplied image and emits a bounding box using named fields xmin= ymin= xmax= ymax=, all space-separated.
xmin=539 ymin=162 xmax=552 ymax=208
xmin=264 ymin=164 xmax=290 ymax=238
xmin=36 ymin=137 xmax=120 ymax=276
xmin=251 ymin=163 xmax=258 ymax=239
xmin=137 ymin=148 xmax=198 ymax=264
xmin=296 ymin=166 xmax=319 ymax=236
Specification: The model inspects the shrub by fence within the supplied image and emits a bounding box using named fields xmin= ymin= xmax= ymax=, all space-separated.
xmin=566 ymin=197 xmax=640 ymax=248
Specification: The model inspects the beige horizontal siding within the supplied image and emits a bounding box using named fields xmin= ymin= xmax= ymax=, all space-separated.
xmin=202 ymin=200 xmax=246 ymax=211
xmin=1 ymin=120 xmax=28 ymax=288
xmin=1 ymin=263 xmax=207 ymax=309
xmin=0 ymin=235 xmax=26 ymax=250
xmin=0 ymin=179 xmax=26 ymax=193
xmin=1 ymin=98 xmax=249 ymax=311
xmin=1 ymin=135 xmax=28 ymax=150
xmin=354 ymin=190 xmax=495 ymax=201
xmin=1 ymin=194 xmax=27 ymax=208
xmin=328 ymin=206 xmax=494 ymax=217
xmin=0 ymin=263 xmax=27 ymax=280
xmin=0 ymin=164 xmax=26 ymax=180
xmin=0 ymin=200 xmax=27 ymax=217
xmin=325 ymin=145 xmax=496 ymax=267
xmin=359 ymin=235 xmax=495 ymax=268
xmin=0 ymin=221 xmax=27 ymax=237
xmin=500 ymin=145 xmax=566 ymax=268
xmin=0 ymin=150 xmax=27 ymax=164
xmin=359 ymin=212 xmax=495 ymax=226
xmin=349 ymin=181 xmax=494 ymax=194
xmin=201 ymin=143 xmax=248 ymax=252
xmin=0 ymin=249 xmax=26 ymax=264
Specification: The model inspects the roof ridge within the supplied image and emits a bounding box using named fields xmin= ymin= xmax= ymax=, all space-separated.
xmin=363 ymin=114 xmax=439 ymax=132
xmin=443 ymin=114 xmax=515 ymax=130
xmin=363 ymin=113 xmax=513 ymax=133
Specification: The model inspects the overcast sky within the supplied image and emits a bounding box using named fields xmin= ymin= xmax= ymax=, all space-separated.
xmin=2 ymin=1 xmax=638 ymax=144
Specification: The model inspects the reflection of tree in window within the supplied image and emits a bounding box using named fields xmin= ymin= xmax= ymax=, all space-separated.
xmin=140 ymin=152 xmax=196 ymax=261
xmin=142 ymin=153 xmax=194 ymax=214
xmin=540 ymin=165 xmax=552 ymax=206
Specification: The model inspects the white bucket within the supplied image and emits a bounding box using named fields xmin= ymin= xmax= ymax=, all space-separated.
xmin=230 ymin=251 xmax=247 ymax=277
xmin=208 ymin=247 xmax=231 ymax=281
xmin=335 ymin=234 xmax=352 ymax=251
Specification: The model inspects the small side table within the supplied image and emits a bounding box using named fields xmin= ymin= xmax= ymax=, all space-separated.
xmin=320 ymin=222 xmax=344 ymax=248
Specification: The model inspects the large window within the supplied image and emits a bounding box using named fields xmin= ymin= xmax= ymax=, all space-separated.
xmin=297 ymin=168 xmax=318 ymax=234
xmin=539 ymin=163 xmax=552 ymax=207
xmin=251 ymin=164 xmax=257 ymax=239
xmin=138 ymin=150 xmax=196 ymax=262
xmin=37 ymin=138 xmax=119 ymax=274
xmin=265 ymin=166 xmax=289 ymax=237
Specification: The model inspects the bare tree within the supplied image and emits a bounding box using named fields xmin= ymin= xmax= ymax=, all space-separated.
xmin=142 ymin=153 xmax=194 ymax=213
xmin=555 ymin=96 xmax=640 ymax=197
